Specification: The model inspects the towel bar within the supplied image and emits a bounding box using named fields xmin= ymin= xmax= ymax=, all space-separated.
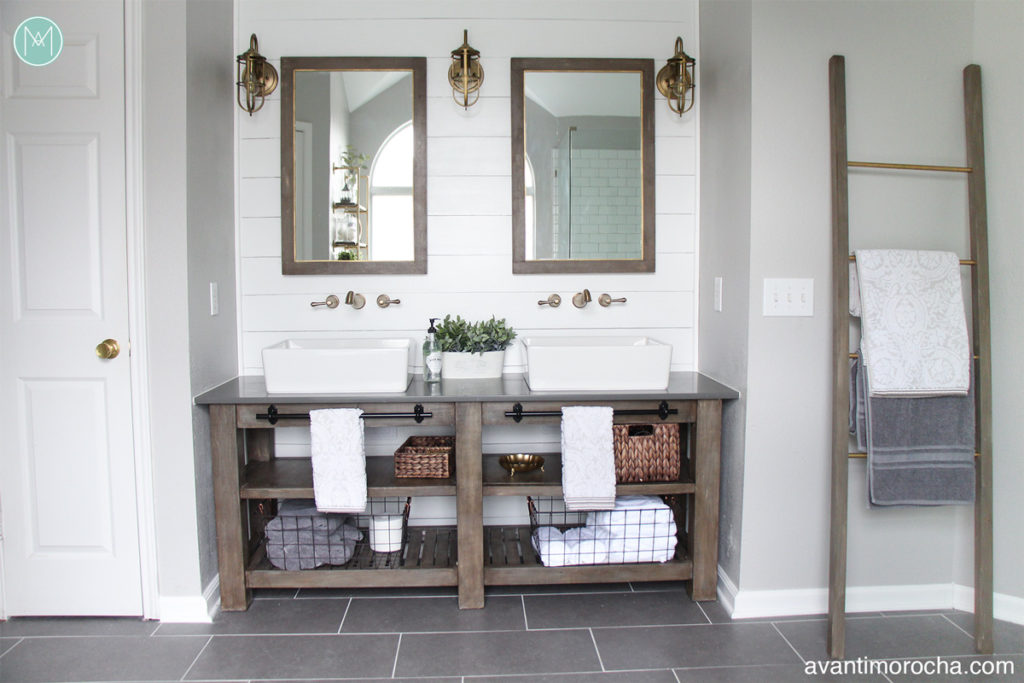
xmin=257 ymin=403 xmax=431 ymax=425
xmin=505 ymin=401 xmax=679 ymax=421
xmin=848 ymin=254 xmax=976 ymax=266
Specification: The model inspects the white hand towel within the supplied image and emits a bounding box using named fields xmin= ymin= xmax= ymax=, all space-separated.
xmin=309 ymin=408 xmax=367 ymax=513
xmin=855 ymin=249 xmax=970 ymax=396
xmin=531 ymin=526 xmax=612 ymax=567
xmin=560 ymin=406 xmax=616 ymax=511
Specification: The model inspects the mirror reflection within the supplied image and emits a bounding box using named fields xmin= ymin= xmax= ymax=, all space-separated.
xmin=512 ymin=59 xmax=654 ymax=274
xmin=281 ymin=57 xmax=426 ymax=275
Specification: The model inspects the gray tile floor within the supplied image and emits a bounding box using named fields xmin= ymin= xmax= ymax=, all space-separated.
xmin=0 ymin=582 xmax=1021 ymax=682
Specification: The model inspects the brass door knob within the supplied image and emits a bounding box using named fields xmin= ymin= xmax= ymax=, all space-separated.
xmin=95 ymin=339 xmax=120 ymax=359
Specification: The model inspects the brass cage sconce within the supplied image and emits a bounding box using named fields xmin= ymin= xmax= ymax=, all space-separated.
xmin=448 ymin=29 xmax=483 ymax=109
xmin=236 ymin=33 xmax=278 ymax=116
xmin=656 ymin=36 xmax=695 ymax=116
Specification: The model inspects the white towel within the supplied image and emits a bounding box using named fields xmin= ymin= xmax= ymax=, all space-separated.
xmin=587 ymin=495 xmax=677 ymax=564
xmin=560 ymin=406 xmax=616 ymax=511
xmin=309 ymin=408 xmax=367 ymax=513
xmin=854 ymin=249 xmax=970 ymax=396
xmin=532 ymin=526 xmax=612 ymax=567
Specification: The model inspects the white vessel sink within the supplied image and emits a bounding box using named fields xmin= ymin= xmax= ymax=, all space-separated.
xmin=522 ymin=336 xmax=672 ymax=391
xmin=262 ymin=338 xmax=412 ymax=394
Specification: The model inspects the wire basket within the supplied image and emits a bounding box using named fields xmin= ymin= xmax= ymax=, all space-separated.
xmin=613 ymin=423 xmax=681 ymax=482
xmin=261 ymin=497 xmax=411 ymax=570
xmin=527 ymin=495 xmax=680 ymax=567
xmin=394 ymin=435 xmax=454 ymax=478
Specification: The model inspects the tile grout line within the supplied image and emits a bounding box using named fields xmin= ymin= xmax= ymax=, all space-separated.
xmin=337 ymin=597 xmax=353 ymax=634
xmin=390 ymin=632 xmax=403 ymax=679
xmin=521 ymin=594 xmax=529 ymax=630
xmin=0 ymin=637 xmax=24 ymax=659
xmin=588 ymin=627 xmax=607 ymax=673
xmin=672 ymin=667 xmax=682 ymax=682
xmin=770 ymin=622 xmax=807 ymax=664
xmin=694 ymin=600 xmax=712 ymax=625
xmin=942 ymin=613 xmax=975 ymax=640
xmin=179 ymin=635 xmax=213 ymax=682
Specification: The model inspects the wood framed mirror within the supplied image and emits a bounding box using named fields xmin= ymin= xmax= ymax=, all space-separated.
xmin=281 ymin=56 xmax=427 ymax=274
xmin=511 ymin=58 xmax=655 ymax=274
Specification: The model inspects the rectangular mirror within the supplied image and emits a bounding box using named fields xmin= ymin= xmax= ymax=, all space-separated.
xmin=281 ymin=57 xmax=426 ymax=274
xmin=512 ymin=58 xmax=655 ymax=274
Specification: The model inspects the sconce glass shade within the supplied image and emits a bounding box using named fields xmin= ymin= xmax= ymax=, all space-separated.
xmin=448 ymin=30 xmax=484 ymax=109
xmin=656 ymin=37 xmax=695 ymax=116
xmin=236 ymin=33 xmax=278 ymax=116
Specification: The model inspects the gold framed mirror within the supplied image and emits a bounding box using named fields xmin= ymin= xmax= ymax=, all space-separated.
xmin=511 ymin=58 xmax=655 ymax=274
xmin=281 ymin=56 xmax=427 ymax=274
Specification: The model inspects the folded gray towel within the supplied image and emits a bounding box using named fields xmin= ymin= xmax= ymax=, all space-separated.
xmin=850 ymin=355 xmax=975 ymax=506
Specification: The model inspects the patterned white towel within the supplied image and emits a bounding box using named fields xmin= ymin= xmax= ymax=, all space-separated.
xmin=560 ymin=406 xmax=616 ymax=511
xmin=855 ymin=249 xmax=970 ymax=396
xmin=309 ymin=408 xmax=367 ymax=513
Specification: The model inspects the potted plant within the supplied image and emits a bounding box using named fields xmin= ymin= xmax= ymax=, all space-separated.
xmin=434 ymin=314 xmax=517 ymax=379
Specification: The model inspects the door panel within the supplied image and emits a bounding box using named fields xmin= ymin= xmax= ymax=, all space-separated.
xmin=0 ymin=0 xmax=141 ymax=616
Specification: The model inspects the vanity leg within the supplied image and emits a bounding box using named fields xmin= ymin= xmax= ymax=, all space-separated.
xmin=210 ymin=404 xmax=252 ymax=610
xmin=456 ymin=402 xmax=484 ymax=609
xmin=688 ymin=399 xmax=722 ymax=601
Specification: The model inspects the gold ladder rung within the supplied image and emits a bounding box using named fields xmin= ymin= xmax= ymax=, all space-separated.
xmin=849 ymin=353 xmax=981 ymax=360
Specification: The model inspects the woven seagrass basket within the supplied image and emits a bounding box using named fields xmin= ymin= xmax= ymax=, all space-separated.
xmin=612 ymin=423 xmax=680 ymax=483
xmin=394 ymin=435 xmax=454 ymax=478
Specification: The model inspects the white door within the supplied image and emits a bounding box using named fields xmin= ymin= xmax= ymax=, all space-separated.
xmin=0 ymin=0 xmax=142 ymax=615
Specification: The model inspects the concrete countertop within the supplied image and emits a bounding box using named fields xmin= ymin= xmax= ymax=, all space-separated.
xmin=194 ymin=372 xmax=740 ymax=405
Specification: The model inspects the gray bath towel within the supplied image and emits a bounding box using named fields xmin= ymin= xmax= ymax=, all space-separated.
xmin=850 ymin=356 xmax=975 ymax=506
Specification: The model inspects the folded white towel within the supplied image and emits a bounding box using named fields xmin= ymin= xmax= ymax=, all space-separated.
xmin=586 ymin=495 xmax=677 ymax=564
xmin=532 ymin=526 xmax=613 ymax=567
xmin=309 ymin=408 xmax=367 ymax=513
xmin=561 ymin=406 xmax=616 ymax=511
xmin=854 ymin=249 xmax=970 ymax=396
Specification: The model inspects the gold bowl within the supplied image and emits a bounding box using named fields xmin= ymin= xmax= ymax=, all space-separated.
xmin=499 ymin=453 xmax=545 ymax=475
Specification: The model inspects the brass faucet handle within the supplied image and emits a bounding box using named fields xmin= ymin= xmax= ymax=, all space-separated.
xmin=572 ymin=289 xmax=592 ymax=308
xmin=311 ymin=294 xmax=341 ymax=309
xmin=538 ymin=294 xmax=562 ymax=308
xmin=598 ymin=293 xmax=628 ymax=307
xmin=376 ymin=294 xmax=401 ymax=308
xmin=344 ymin=291 xmax=366 ymax=309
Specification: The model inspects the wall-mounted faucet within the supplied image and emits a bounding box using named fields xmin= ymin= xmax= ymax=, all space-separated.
xmin=538 ymin=293 xmax=562 ymax=307
xmin=376 ymin=294 xmax=401 ymax=308
xmin=344 ymin=291 xmax=366 ymax=309
xmin=598 ymin=293 xmax=627 ymax=307
xmin=310 ymin=294 xmax=340 ymax=309
xmin=572 ymin=289 xmax=592 ymax=308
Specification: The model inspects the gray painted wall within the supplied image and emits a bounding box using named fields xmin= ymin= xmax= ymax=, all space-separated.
xmin=294 ymin=72 xmax=332 ymax=260
xmin=697 ymin=0 xmax=753 ymax=587
xmin=185 ymin=0 xmax=237 ymax=591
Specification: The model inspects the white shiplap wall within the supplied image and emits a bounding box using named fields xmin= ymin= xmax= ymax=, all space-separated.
xmin=235 ymin=2 xmax=699 ymax=522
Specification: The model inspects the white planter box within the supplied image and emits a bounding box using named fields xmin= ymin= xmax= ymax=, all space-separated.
xmin=441 ymin=350 xmax=505 ymax=379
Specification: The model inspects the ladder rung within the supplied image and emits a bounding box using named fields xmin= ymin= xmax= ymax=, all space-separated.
xmin=848 ymin=160 xmax=972 ymax=173
xmin=849 ymin=352 xmax=981 ymax=360
xmin=849 ymin=452 xmax=980 ymax=459
xmin=848 ymin=254 xmax=976 ymax=266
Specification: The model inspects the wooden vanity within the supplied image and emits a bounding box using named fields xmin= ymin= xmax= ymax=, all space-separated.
xmin=195 ymin=373 xmax=738 ymax=610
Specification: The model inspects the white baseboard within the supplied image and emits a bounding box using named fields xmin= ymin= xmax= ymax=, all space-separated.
xmin=156 ymin=577 xmax=218 ymax=623
xmin=718 ymin=569 xmax=1024 ymax=627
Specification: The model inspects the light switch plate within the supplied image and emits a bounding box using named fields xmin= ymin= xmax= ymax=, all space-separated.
xmin=763 ymin=278 xmax=813 ymax=317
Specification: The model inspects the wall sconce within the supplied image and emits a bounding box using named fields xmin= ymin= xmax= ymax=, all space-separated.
xmin=448 ymin=29 xmax=483 ymax=109
xmin=656 ymin=37 xmax=696 ymax=116
xmin=236 ymin=33 xmax=278 ymax=116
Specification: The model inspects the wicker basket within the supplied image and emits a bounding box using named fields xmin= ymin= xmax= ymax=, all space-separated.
xmin=612 ymin=423 xmax=680 ymax=483
xmin=394 ymin=435 xmax=454 ymax=478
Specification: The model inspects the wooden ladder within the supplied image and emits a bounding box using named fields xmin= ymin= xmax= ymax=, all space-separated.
xmin=826 ymin=55 xmax=994 ymax=659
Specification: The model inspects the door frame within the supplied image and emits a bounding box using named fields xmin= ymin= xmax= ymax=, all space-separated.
xmin=123 ymin=0 xmax=160 ymax=621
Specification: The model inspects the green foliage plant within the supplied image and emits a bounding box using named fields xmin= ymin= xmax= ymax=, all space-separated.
xmin=434 ymin=315 xmax=517 ymax=355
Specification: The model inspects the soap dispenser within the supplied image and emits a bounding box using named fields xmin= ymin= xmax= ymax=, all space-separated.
xmin=423 ymin=318 xmax=442 ymax=383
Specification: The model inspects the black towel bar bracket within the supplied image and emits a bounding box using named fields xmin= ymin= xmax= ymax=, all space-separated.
xmin=505 ymin=400 xmax=676 ymax=423
xmin=257 ymin=403 xmax=431 ymax=425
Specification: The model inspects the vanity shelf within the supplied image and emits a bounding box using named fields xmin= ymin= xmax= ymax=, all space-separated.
xmin=241 ymin=456 xmax=456 ymax=499
xmin=196 ymin=373 xmax=736 ymax=610
xmin=481 ymin=452 xmax=695 ymax=497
